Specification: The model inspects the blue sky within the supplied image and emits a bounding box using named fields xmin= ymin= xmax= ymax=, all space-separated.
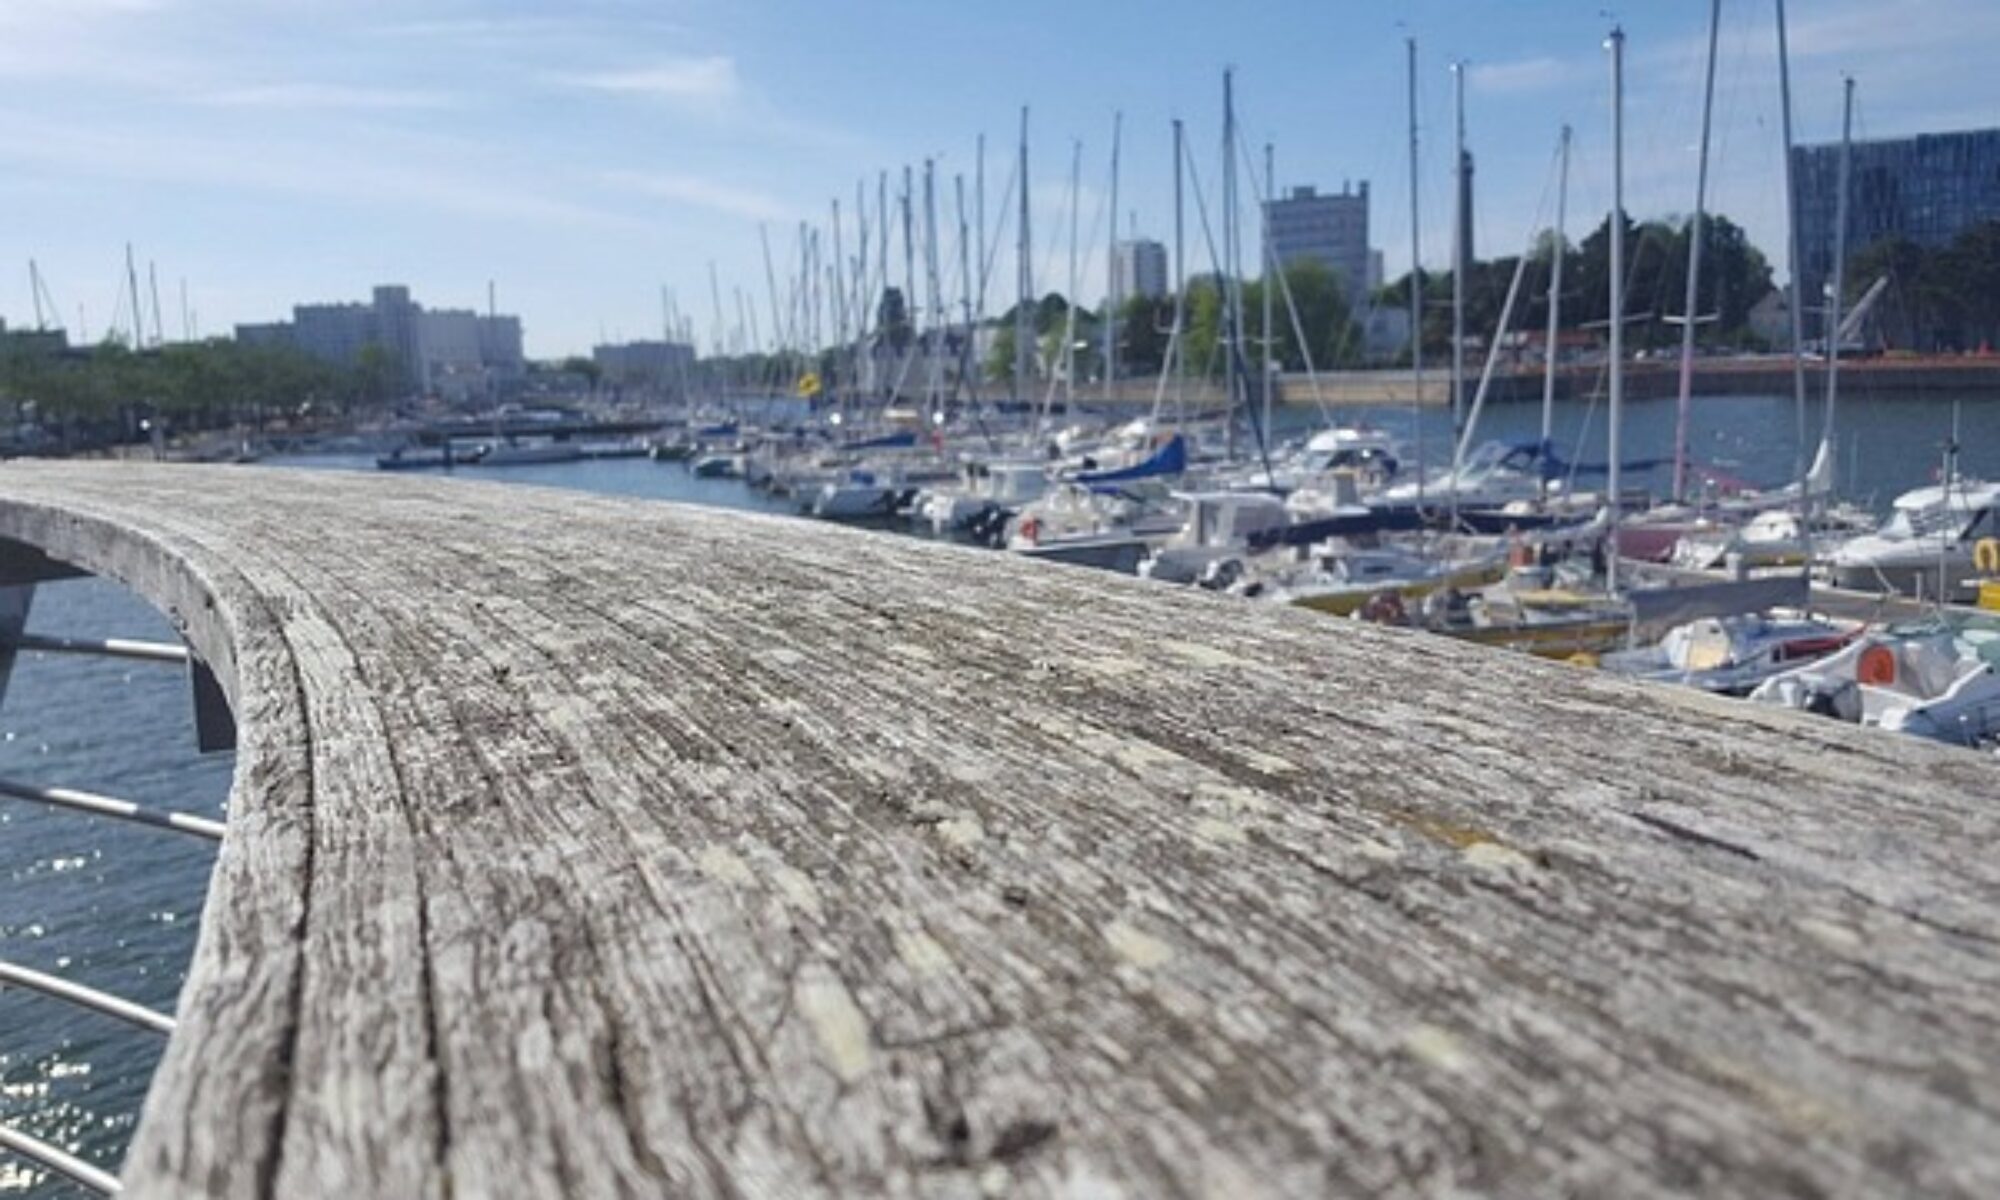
xmin=0 ymin=0 xmax=1990 ymax=358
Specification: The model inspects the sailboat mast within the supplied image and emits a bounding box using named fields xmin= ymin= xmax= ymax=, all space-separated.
xmin=975 ymin=134 xmax=988 ymax=319
xmin=1542 ymin=126 xmax=1571 ymax=461
xmin=875 ymin=174 xmax=888 ymax=400
xmin=148 ymin=261 xmax=163 ymax=346
xmin=28 ymin=260 xmax=44 ymax=331
xmin=1173 ymin=118 xmax=1188 ymax=420
xmin=956 ymin=173 xmax=977 ymax=409
xmin=902 ymin=166 xmax=916 ymax=349
xmin=1223 ymin=68 xmax=1240 ymax=462
xmin=1821 ymin=75 xmax=1857 ymax=497
xmin=852 ymin=182 xmax=870 ymax=416
xmin=1408 ymin=38 xmax=1425 ymax=510
xmin=1262 ymin=141 xmax=1275 ymax=457
xmin=1607 ymin=27 xmax=1627 ymax=596
xmin=1104 ymin=111 xmax=1122 ymax=402
xmin=1016 ymin=107 xmax=1032 ymax=410
xmin=1451 ymin=61 xmax=1468 ymax=461
xmin=924 ymin=159 xmax=944 ymax=418
xmin=124 ymin=243 xmax=143 ymax=351
xmin=1775 ymin=0 xmax=1810 ymax=487
xmin=831 ymin=198 xmax=849 ymax=410
xmin=1063 ymin=138 xmax=1082 ymax=409
xmin=759 ymin=225 xmax=782 ymax=359
xmin=1673 ymin=0 xmax=1722 ymax=501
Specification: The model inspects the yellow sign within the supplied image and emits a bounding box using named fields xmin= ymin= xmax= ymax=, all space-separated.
xmin=795 ymin=371 xmax=822 ymax=398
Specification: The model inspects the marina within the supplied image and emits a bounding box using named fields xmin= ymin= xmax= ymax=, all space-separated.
xmin=5 ymin=0 xmax=2000 ymax=1195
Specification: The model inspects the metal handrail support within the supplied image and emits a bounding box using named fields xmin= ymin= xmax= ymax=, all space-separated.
xmin=0 ymin=962 xmax=175 ymax=1036
xmin=0 ymin=777 xmax=224 ymax=841
xmin=9 ymin=634 xmax=189 ymax=665
xmin=0 ymin=1124 xmax=122 ymax=1194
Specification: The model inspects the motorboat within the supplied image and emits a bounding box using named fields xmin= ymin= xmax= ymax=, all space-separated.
xmin=691 ymin=452 xmax=747 ymax=479
xmin=810 ymin=467 xmax=908 ymax=521
xmin=1671 ymin=504 xmax=1879 ymax=571
xmin=376 ymin=443 xmax=474 ymax=471
xmin=1750 ymin=615 xmax=2000 ymax=747
xmin=1212 ymin=425 xmax=1401 ymax=494
xmin=1138 ymin=492 xmax=1292 ymax=585
xmin=1004 ymin=482 xmax=1180 ymax=574
xmin=913 ymin=460 xmax=1051 ymax=535
xmin=1599 ymin=612 xmax=1863 ymax=696
xmin=475 ymin=439 xmax=584 ymax=467
xmin=1825 ymin=480 xmax=2000 ymax=599
xmin=1253 ymin=541 xmax=1508 ymax=618
xmin=1371 ymin=440 xmax=1556 ymax=520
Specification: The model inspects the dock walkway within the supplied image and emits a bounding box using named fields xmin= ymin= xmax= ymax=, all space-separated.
xmin=0 ymin=463 xmax=1996 ymax=1198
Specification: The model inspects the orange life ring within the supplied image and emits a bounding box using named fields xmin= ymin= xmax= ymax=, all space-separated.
xmin=1857 ymin=644 xmax=1896 ymax=687
xmin=1018 ymin=516 xmax=1040 ymax=546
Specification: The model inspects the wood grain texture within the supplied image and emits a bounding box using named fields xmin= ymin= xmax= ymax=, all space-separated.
xmin=0 ymin=461 xmax=1995 ymax=1199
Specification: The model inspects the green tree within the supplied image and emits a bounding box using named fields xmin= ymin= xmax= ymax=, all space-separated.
xmin=984 ymin=323 xmax=1017 ymax=386
xmin=1116 ymin=294 xmax=1174 ymax=377
xmin=557 ymin=354 xmax=601 ymax=394
xmin=875 ymin=288 xmax=913 ymax=354
xmin=1847 ymin=235 xmax=1931 ymax=348
xmin=1242 ymin=260 xmax=1360 ymax=370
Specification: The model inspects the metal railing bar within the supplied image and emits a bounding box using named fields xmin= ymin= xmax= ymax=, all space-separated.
xmin=9 ymin=634 xmax=189 ymax=665
xmin=0 ymin=777 xmax=225 ymax=841
xmin=0 ymin=961 xmax=175 ymax=1036
xmin=0 ymin=1124 xmax=122 ymax=1195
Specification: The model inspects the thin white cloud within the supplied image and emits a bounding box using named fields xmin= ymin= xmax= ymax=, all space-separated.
xmin=192 ymin=83 xmax=461 ymax=111
xmin=0 ymin=113 xmax=642 ymax=232
xmin=368 ymin=15 xmax=690 ymax=45
xmin=0 ymin=0 xmax=165 ymax=25
xmin=605 ymin=170 xmax=791 ymax=222
xmin=557 ymin=56 xmax=739 ymax=102
xmin=1473 ymin=56 xmax=1572 ymax=96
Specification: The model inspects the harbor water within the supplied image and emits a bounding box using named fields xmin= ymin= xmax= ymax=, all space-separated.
xmin=1 ymin=387 xmax=1995 ymax=1195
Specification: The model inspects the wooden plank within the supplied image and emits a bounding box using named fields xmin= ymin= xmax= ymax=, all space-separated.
xmin=0 ymin=462 xmax=1996 ymax=1199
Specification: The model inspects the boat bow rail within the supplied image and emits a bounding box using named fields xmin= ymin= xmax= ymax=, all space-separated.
xmin=0 ymin=462 xmax=1996 ymax=1198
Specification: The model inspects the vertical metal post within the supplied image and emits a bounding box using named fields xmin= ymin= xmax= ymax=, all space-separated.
xmin=1016 ymin=107 xmax=1032 ymax=410
xmin=1543 ymin=126 xmax=1571 ymax=461
xmin=1408 ymin=38 xmax=1425 ymax=509
xmin=1223 ymin=68 xmax=1239 ymax=462
xmin=1673 ymin=0 xmax=1723 ymax=501
xmin=1173 ymin=119 xmax=1188 ymax=420
xmin=1104 ymin=111 xmax=1122 ymax=402
xmin=1822 ymin=75 xmax=1857 ymax=494
xmin=1776 ymin=0 xmax=1810 ymax=488
xmin=0 ymin=585 xmax=34 ymax=709
xmin=1262 ymin=141 xmax=1276 ymax=460
xmin=1607 ymin=26 xmax=1627 ymax=597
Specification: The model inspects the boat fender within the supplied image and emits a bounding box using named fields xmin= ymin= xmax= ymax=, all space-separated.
xmin=1975 ymin=538 xmax=2000 ymax=575
xmin=1857 ymin=644 xmax=1897 ymax=687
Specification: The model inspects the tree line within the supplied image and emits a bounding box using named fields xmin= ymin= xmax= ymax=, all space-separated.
xmin=1847 ymin=221 xmax=2000 ymax=352
xmin=970 ymin=209 xmax=1783 ymax=382
xmin=0 ymin=336 xmax=404 ymax=450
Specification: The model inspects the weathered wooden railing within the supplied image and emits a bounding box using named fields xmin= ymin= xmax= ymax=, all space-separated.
xmin=0 ymin=462 xmax=1996 ymax=1198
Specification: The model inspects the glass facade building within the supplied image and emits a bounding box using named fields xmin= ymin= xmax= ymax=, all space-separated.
xmin=1792 ymin=127 xmax=2000 ymax=317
